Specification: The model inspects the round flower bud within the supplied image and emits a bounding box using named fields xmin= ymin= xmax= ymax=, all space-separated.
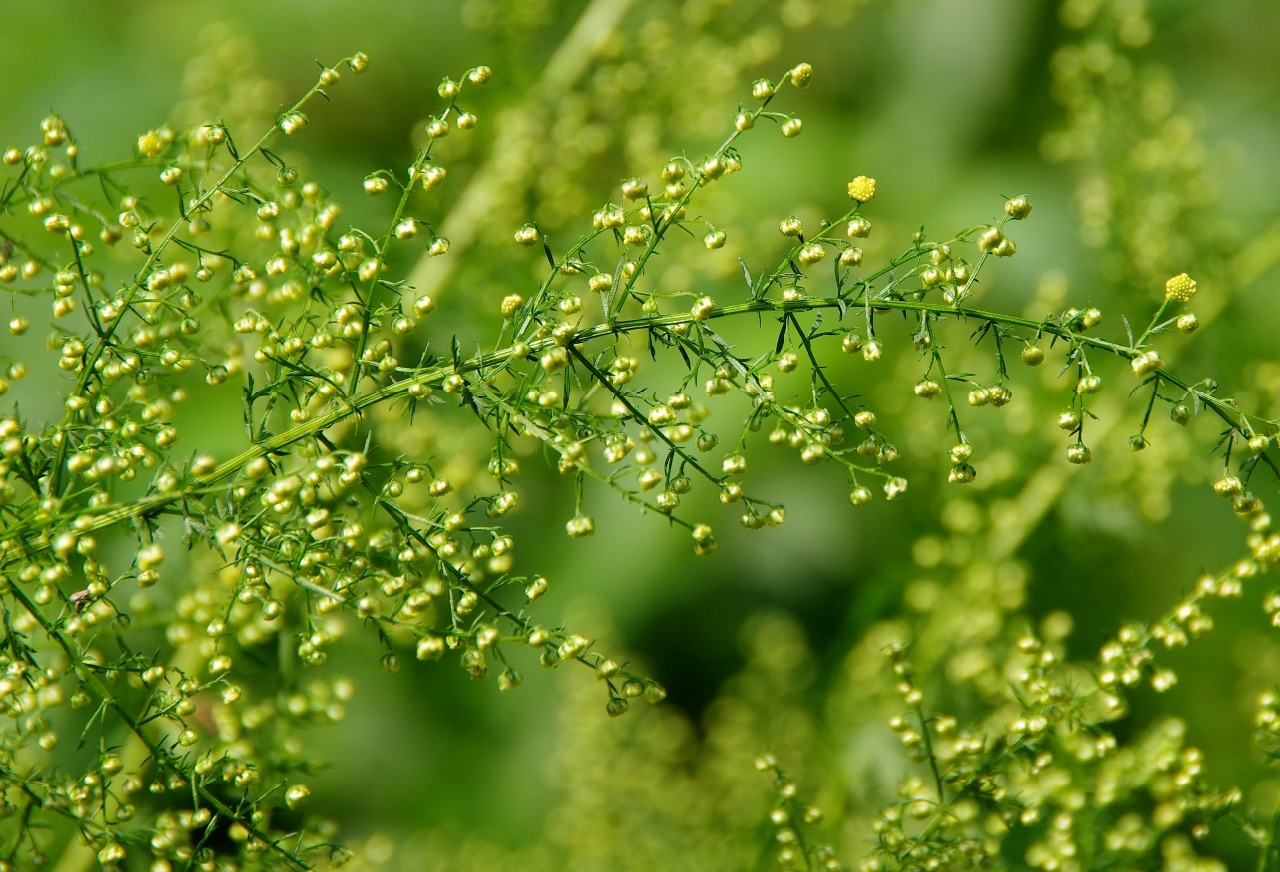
xmin=286 ymin=784 xmax=310 ymax=808
xmin=1170 ymin=403 xmax=1191 ymax=425
xmin=1176 ymin=313 xmax=1199 ymax=334
xmin=526 ymin=576 xmax=549 ymax=600
xmin=854 ymin=410 xmax=876 ymax=429
xmin=279 ymin=113 xmax=307 ymax=136
xmin=97 ymin=844 xmax=125 ymax=864
xmin=914 ymin=379 xmax=940 ymax=398
xmin=553 ymin=322 xmax=576 ymax=345
xmin=541 ymin=347 xmax=567 ymax=373
xmin=841 ymin=333 xmax=863 ymax=354
xmin=789 ymin=63 xmax=813 ymax=87
xmin=420 ymin=166 xmax=446 ymax=190
xmin=883 ymin=477 xmax=908 ymax=500
xmin=558 ymin=634 xmax=589 ymax=659
xmin=798 ymin=242 xmax=824 ymax=265
xmin=1066 ymin=443 xmax=1093 ymax=464
xmin=691 ymin=296 xmax=715 ymax=320
xmin=1021 ymin=346 xmax=1044 ymax=366
xmin=514 ymin=224 xmax=540 ymax=246
xmin=1213 ymin=476 xmax=1243 ymax=497
xmin=1057 ymin=410 xmax=1081 ymax=431
xmin=1004 ymin=196 xmax=1032 ymax=219
xmin=846 ymin=176 xmax=876 ymax=203
xmin=1164 ymin=273 xmax=1197 ymax=303
xmin=846 ymin=216 xmax=871 ymax=238
xmin=977 ymin=226 xmax=1003 ymax=252
xmin=781 ymin=117 xmax=803 ymax=138
xmin=704 ymin=229 xmax=727 ymax=250
xmin=862 ymin=339 xmax=883 ymax=362
xmin=848 ymin=486 xmax=873 ymax=506
xmin=800 ymin=444 xmax=825 ymax=465
xmin=467 ymin=65 xmax=492 ymax=84
xmin=778 ymin=216 xmax=803 ymax=237
xmin=1233 ymin=492 xmax=1259 ymax=514
xmin=348 ymin=52 xmax=370 ymax=73
xmin=1248 ymin=435 xmax=1270 ymax=454
xmin=565 ymin=515 xmax=595 ymax=538
xmin=839 ymin=247 xmax=863 ymax=267
xmin=752 ymin=78 xmax=775 ymax=100
xmin=648 ymin=403 xmax=682 ymax=429
xmin=1076 ymin=375 xmax=1102 ymax=394
xmin=948 ymin=463 xmax=976 ymax=484
xmin=1131 ymin=350 xmax=1162 ymax=377
xmin=137 ymin=130 xmax=165 ymax=158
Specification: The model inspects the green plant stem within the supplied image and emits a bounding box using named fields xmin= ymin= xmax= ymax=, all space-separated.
xmin=1257 ymin=792 xmax=1280 ymax=872
xmin=5 ymin=582 xmax=311 ymax=871
xmin=405 ymin=0 xmax=636 ymax=299
xmin=5 ymin=293 xmax=1271 ymax=573
xmin=45 ymin=63 xmax=356 ymax=500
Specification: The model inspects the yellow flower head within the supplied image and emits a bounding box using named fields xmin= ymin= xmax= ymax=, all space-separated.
xmin=1164 ymin=273 xmax=1197 ymax=303
xmin=137 ymin=130 xmax=165 ymax=159
xmin=847 ymin=176 xmax=876 ymax=203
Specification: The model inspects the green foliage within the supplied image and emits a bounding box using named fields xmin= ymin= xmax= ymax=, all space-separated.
xmin=3 ymin=2 xmax=1280 ymax=870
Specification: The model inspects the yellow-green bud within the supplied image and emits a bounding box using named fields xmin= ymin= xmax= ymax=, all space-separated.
xmin=1164 ymin=273 xmax=1197 ymax=303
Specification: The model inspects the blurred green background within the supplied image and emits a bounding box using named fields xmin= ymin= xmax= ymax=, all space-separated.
xmin=6 ymin=0 xmax=1280 ymax=866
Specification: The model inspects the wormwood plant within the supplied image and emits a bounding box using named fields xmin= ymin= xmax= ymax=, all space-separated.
xmin=2 ymin=13 xmax=1280 ymax=872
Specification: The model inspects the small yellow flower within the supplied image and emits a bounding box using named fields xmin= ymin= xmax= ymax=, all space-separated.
xmin=137 ymin=130 xmax=165 ymax=158
xmin=847 ymin=176 xmax=876 ymax=203
xmin=1164 ymin=273 xmax=1197 ymax=303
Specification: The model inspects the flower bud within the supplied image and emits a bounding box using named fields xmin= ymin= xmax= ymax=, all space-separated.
xmin=1164 ymin=273 xmax=1197 ymax=303
xmin=1004 ymin=196 xmax=1032 ymax=219
xmin=846 ymin=176 xmax=876 ymax=203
